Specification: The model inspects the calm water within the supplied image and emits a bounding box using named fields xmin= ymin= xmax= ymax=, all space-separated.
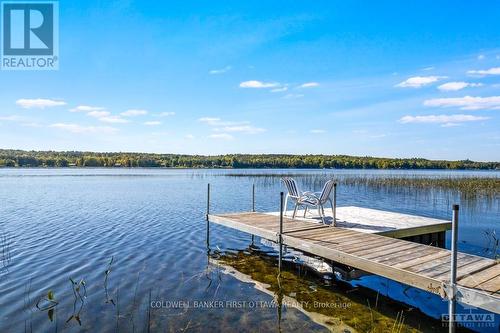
xmin=0 ymin=168 xmax=498 ymax=332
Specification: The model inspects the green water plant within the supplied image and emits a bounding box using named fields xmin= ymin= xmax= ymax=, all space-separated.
xmin=36 ymin=290 xmax=58 ymax=322
xmin=104 ymin=256 xmax=115 ymax=305
xmin=66 ymin=277 xmax=87 ymax=326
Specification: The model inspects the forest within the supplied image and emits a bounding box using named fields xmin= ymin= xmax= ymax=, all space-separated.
xmin=0 ymin=149 xmax=498 ymax=169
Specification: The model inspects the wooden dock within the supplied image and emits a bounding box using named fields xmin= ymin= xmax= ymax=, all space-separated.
xmin=208 ymin=211 xmax=500 ymax=314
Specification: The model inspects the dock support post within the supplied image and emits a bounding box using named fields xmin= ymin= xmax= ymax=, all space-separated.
xmin=333 ymin=183 xmax=337 ymax=226
xmin=278 ymin=192 xmax=284 ymax=273
xmin=251 ymin=184 xmax=255 ymax=246
xmin=206 ymin=183 xmax=210 ymax=248
xmin=252 ymin=183 xmax=255 ymax=212
xmin=448 ymin=204 xmax=459 ymax=333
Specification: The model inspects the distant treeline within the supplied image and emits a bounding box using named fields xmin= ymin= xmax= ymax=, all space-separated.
xmin=0 ymin=149 xmax=498 ymax=170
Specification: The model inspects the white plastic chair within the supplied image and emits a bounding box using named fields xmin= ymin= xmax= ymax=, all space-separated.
xmin=281 ymin=177 xmax=308 ymax=218
xmin=302 ymin=179 xmax=336 ymax=225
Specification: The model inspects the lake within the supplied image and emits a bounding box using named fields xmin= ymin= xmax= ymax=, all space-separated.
xmin=0 ymin=168 xmax=498 ymax=332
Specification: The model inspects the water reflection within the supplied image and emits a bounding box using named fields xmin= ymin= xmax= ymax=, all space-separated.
xmin=0 ymin=231 xmax=12 ymax=276
xmin=214 ymin=248 xmax=456 ymax=333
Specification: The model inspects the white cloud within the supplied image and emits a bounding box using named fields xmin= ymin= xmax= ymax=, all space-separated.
xmin=199 ymin=117 xmax=222 ymax=125
xmin=68 ymin=106 xmax=132 ymax=124
xmin=98 ymin=116 xmax=130 ymax=124
xmin=283 ymin=93 xmax=304 ymax=99
xmin=144 ymin=121 xmax=161 ymax=126
xmin=200 ymin=117 xmax=265 ymax=135
xmin=422 ymin=66 xmax=435 ymax=71
xmin=16 ymin=98 xmax=66 ymax=109
xmin=300 ymin=82 xmax=319 ymax=88
xmin=239 ymin=80 xmax=280 ymax=88
xmin=50 ymin=123 xmax=118 ymax=134
xmin=157 ymin=112 xmax=176 ymax=117
xmin=185 ymin=134 xmax=195 ymax=139
xmin=467 ymin=67 xmax=500 ymax=76
xmin=70 ymin=105 xmax=105 ymax=113
xmin=209 ymin=133 xmax=234 ymax=140
xmin=121 ymin=109 xmax=148 ymax=117
xmin=200 ymin=117 xmax=264 ymax=134
xmin=310 ymin=129 xmax=326 ymax=134
xmin=209 ymin=66 xmax=231 ymax=75
xmin=198 ymin=117 xmax=249 ymax=126
xmin=399 ymin=114 xmax=489 ymax=126
xmin=270 ymin=87 xmax=288 ymax=93
xmin=0 ymin=115 xmax=25 ymax=121
xmin=478 ymin=54 xmax=485 ymax=60
xmin=395 ymin=76 xmax=446 ymax=88
xmin=441 ymin=122 xmax=462 ymax=128
xmin=437 ymin=82 xmax=483 ymax=91
xmin=87 ymin=110 xmax=111 ymax=118
xmin=218 ymin=125 xmax=265 ymax=134
xmin=423 ymin=95 xmax=500 ymax=110
xmin=0 ymin=115 xmax=40 ymax=127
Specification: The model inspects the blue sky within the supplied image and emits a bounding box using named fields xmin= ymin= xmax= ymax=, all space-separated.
xmin=1 ymin=1 xmax=499 ymax=161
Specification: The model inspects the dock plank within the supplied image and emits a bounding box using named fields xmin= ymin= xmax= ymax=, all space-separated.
xmin=392 ymin=251 xmax=450 ymax=269
xmin=378 ymin=245 xmax=446 ymax=266
xmin=339 ymin=238 xmax=393 ymax=252
xmin=476 ymin=275 xmax=500 ymax=295
xmin=459 ymin=266 xmax=500 ymax=288
xmin=409 ymin=253 xmax=467 ymax=273
xmin=361 ymin=242 xmax=423 ymax=260
xmin=416 ymin=254 xmax=477 ymax=276
xmin=371 ymin=244 xmax=425 ymax=263
xmin=434 ymin=260 xmax=497 ymax=282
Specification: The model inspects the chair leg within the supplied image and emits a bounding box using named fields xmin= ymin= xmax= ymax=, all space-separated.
xmin=319 ymin=204 xmax=325 ymax=224
xmin=283 ymin=194 xmax=289 ymax=216
xmin=319 ymin=204 xmax=326 ymax=224
xmin=292 ymin=203 xmax=299 ymax=219
xmin=329 ymin=199 xmax=335 ymax=226
xmin=303 ymin=206 xmax=308 ymax=217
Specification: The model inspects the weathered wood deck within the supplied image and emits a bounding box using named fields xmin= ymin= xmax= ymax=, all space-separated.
xmin=208 ymin=211 xmax=500 ymax=314
xmin=269 ymin=206 xmax=451 ymax=238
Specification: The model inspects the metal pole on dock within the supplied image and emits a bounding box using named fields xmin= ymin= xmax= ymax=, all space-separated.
xmin=333 ymin=183 xmax=337 ymax=225
xmin=206 ymin=183 xmax=210 ymax=248
xmin=251 ymin=184 xmax=255 ymax=246
xmin=278 ymin=192 xmax=284 ymax=273
xmin=448 ymin=204 xmax=459 ymax=333
xmin=252 ymin=183 xmax=255 ymax=212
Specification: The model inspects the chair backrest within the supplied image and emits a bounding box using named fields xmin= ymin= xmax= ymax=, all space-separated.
xmin=319 ymin=179 xmax=336 ymax=202
xmin=281 ymin=177 xmax=300 ymax=198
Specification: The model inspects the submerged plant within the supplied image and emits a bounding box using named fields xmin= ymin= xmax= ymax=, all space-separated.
xmin=66 ymin=277 xmax=87 ymax=326
xmin=104 ymin=256 xmax=115 ymax=305
xmin=36 ymin=290 xmax=58 ymax=322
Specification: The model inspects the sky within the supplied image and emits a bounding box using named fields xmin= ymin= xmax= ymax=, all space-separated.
xmin=0 ymin=1 xmax=500 ymax=161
